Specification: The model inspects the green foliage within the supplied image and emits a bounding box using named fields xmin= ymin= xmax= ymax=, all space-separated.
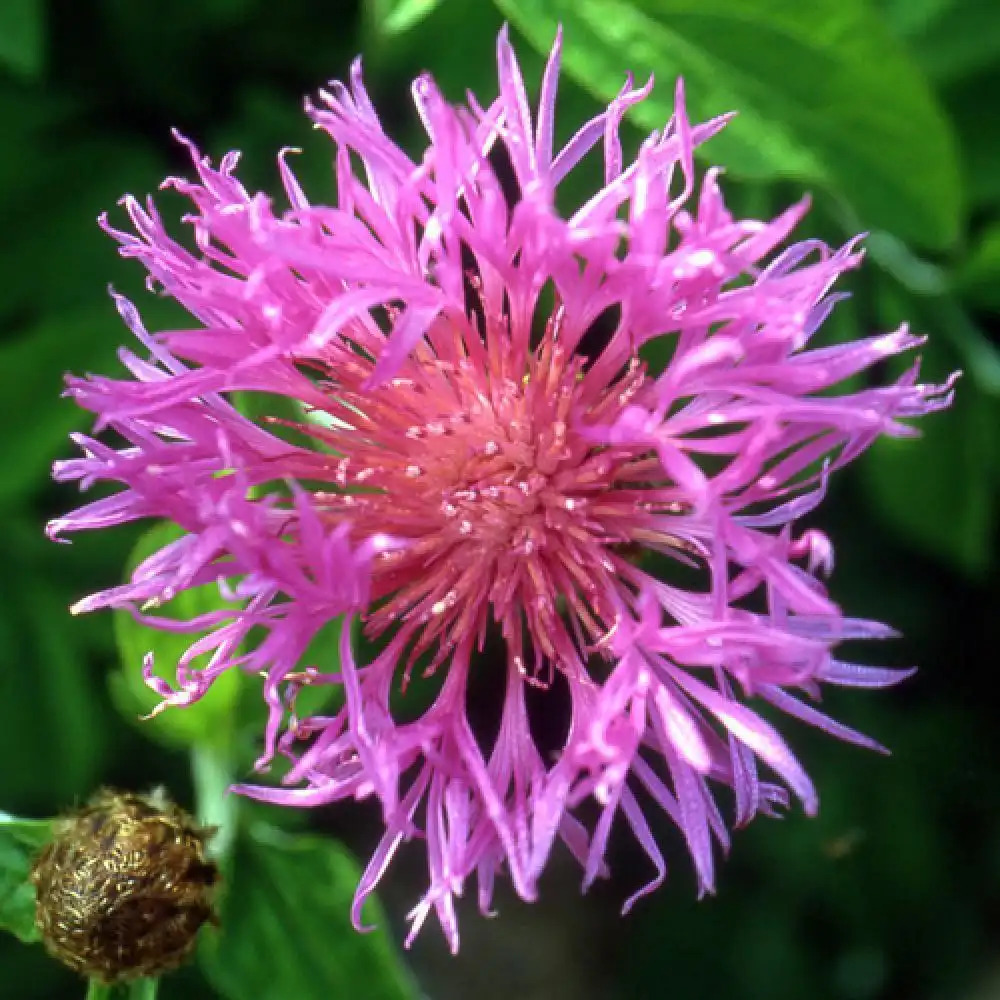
xmin=0 ymin=309 xmax=120 ymax=507
xmin=0 ymin=139 xmax=163 ymax=323
xmin=0 ymin=813 xmax=51 ymax=943
xmin=0 ymin=524 xmax=113 ymax=809
xmin=958 ymin=223 xmax=1000 ymax=311
xmin=862 ymin=351 xmax=999 ymax=578
xmin=200 ymin=822 xmax=419 ymax=1000
xmin=877 ymin=0 xmax=1000 ymax=84
xmin=112 ymin=523 xmax=244 ymax=752
xmin=368 ymin=0 xmax=445 ymax=36
xmin=0 ymin=0 xmax=44 ymax=78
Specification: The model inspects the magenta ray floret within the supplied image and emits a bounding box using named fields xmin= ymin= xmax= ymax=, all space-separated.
xmin=51 ymin=27 xmax=956 ymax=950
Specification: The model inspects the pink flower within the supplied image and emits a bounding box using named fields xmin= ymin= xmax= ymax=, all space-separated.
xmin=50 ymin=27 xmax=956 ymax=951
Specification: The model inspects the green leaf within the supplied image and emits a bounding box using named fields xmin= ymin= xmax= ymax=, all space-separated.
xmin=0 ymin=138 xmax=162 ymax=324
xmin=861 ymin=341 xmax=998 ymax=578
xmin=0 ymin=0 xmax=44 ymax=78
xmin=877 ymin=0 xmax=1000 ymax=85
xmin=200 ymin=822 xmax=419 ymax=1000
xmin=496 ymin=0 xmax=962 ymax=249
xmin=955 ymin=222 xmax=1000 ymax=313
xmin=370 ymin=0 xmax=444 ymax=36
xmin=942 ymin=66 xmax=1000 ymax=210
xmin=865 ymin=234 xmax=1000 ymax=395
xmin=0 ymin=813 xmax=52 ymax=943
xmin=866 ymin=231 xmax=947 ymax=299
xmin=0 ymin=89 xmax=77 ymax=197
xmin=873 ymin=0 xmax=951 ymax=41
xmin=111 ymin=523 xmax=243 ymax=752
xmin=920 ymin=296 xmax=1000 ymax=399
xmin=0 ymin=539 xmax=112 ymax=807
xmin=0 ymin=308 xmax=119 ymax=508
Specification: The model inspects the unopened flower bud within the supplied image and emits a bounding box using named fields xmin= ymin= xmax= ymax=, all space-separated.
xmin=30 ymin=789 xmax=218 ymax=983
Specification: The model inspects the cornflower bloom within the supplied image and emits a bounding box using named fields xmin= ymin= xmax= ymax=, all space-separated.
xmin=49 ymin=26 xmax=956 ymax=951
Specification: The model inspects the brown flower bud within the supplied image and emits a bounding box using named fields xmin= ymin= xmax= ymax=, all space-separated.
xmin=30 ymin=789 xmax=219 ymax=984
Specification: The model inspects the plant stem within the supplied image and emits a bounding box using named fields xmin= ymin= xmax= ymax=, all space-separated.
xmin=84 ymin=979 xmax=158 ymax=1000
xmin=191 ymin=744 xmax=238 ymax=861
xmin=129 ymin=980 xmax=158 ymax=1000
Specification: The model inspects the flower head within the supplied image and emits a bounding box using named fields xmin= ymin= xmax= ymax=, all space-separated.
xmin=51 ymin=27 xmax=956 ymax=950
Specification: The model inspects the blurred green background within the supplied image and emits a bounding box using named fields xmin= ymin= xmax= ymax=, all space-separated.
xmin=1 ymin=1 xmax=998 ymax=998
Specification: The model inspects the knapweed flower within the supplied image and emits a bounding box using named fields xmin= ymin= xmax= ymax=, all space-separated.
xmin=50 ymin=26 xmax=955 ymax=951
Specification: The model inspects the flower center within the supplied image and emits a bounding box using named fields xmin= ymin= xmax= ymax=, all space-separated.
xmin=303 ymin=321 xmax=675 ymax=681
